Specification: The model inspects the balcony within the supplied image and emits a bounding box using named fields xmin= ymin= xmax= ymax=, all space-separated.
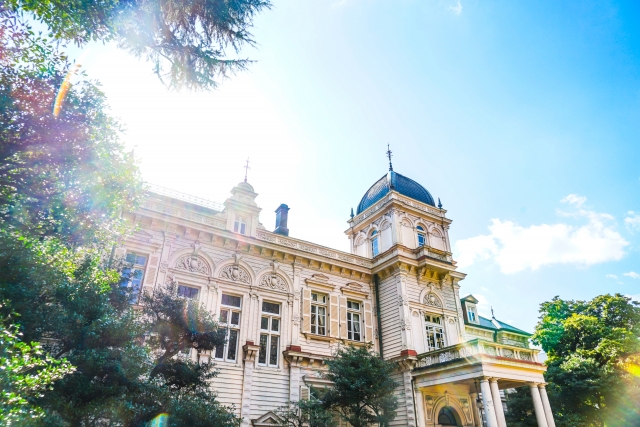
xmin=415 ymin=339 xmax=540 ymax=370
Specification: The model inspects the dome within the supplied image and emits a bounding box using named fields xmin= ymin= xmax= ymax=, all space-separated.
xmin=356 ymin=171 xmax=435 ymax=214
xmin=236 ymin=181 xmax=255 ymax=192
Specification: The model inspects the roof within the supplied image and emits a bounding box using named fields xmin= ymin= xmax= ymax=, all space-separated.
xmin=356 ymin=171 xmax=436 ymax=214
xmin=472 ymin=315 xmax=532 ymax=336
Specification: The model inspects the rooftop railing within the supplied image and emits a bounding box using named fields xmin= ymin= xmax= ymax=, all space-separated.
xmin=415 ymin=338 xmax=539 ymax=369
xmin=144 ymin=183 xmax=225 ymax=212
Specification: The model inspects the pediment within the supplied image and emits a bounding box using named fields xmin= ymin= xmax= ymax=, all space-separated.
xmin=252 ymin=411 xmax=282 ymax=426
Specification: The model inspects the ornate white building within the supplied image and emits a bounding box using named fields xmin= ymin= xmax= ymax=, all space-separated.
xmin=119 ymin=166 xmax=556 ymax=427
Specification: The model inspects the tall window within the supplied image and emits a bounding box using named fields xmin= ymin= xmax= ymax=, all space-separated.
xmin=215 ymin=294 xmax=242 ymax=362
xmin=347 ymin=301 xmax=362 ymax=341
xmin=177 ymin=285 xmax=199 ymax=300
xmin=310 ymin=292 xmax=327 ymax=335
xmin=417 ymin=226 xmax=426 ymax=246
xmin=371 ymin=231 xmax=379 ymax=257
xmin=234 ymin=216 xmax=246 ymax=235
xmin=467 ymin=305 xmax=478 ymax=323
xmin=425 ymin=314 xmax=446 ymax=350
xmin=121 ymin=252 xmax=147 ymax=303
xmin=258 ymin=301 xmax=281 ymax=367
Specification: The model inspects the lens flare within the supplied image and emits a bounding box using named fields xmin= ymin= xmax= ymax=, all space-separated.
xmin=625 ymin=362 xmax=640 ymax=377
xmin=148 ymin=413 xmax=169 ymax=427
xmin=53 ymin=63 xmax=82 ymax=117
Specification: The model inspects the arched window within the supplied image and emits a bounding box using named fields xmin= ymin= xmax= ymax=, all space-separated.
xmin=371 ymin=230 xmax=379 ymax=257
xmin=416 ymin=225 xmax=426 ymax=246
xmin=437 ymin=407 xmax=459 ymax=426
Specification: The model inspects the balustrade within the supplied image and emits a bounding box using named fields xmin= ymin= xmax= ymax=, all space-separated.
xmin=415 ymin=338 xmax=538 ymax=368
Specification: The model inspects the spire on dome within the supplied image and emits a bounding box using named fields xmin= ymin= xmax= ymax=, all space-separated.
xmin=438 ymin=198 xmax=443 ymax=209
xmin=350 ymin=207 xmax=354 ymax=219
xmin=243 ymin=157 xmax=250 ymax=182
xmin=386 ymin=144 xmax=393 ymax=171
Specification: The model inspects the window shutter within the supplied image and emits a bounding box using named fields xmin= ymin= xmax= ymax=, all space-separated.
xmin=330 ymin=294 xmax=339 ymax=338
xmin=302 ymin=289 xmax=311 ymax=334
xmin=300 ymin=385 xmax=310 ymax=401
xmin=363 ymin=300 xmax=374 ymax=343
xmin=339 ymin=295 xmax=348 ymax=340
xmin=144 ymin=268 xmax=157 ymax=285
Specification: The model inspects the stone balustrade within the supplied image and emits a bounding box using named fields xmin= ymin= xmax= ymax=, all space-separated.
xmin=415 ymin=338 xmax=539 ymax=369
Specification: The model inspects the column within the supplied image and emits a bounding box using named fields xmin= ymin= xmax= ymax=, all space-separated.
xmin=479 ymin=378 xmax=499 ymax=427
xmin=240 ymin=343 xmax=260 ymax=427
xmin=288 ymin=356 xmax=302 ymax=401
xmin=401 ymin=368 xmax=417 ymax=427
xmin=489 ymin=378 xmax=507 ymax=427
xmin=470 ymin=393 xmax=481 ymax=427
xmin=538 ymin=384 xmax=556 ymax=427
xmin=529 ymin=383 xmax=549 ymax=427
xmin=414 ymin=388 xmax=426 ymax=427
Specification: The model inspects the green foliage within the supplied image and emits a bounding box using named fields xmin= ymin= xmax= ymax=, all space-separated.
xmin=0 ymin=305 xmax=75 ymax=426
xmin=532 ymin=294 xmax=640 ymax=427
xmin=0 ymin=11 xmax=142 ymax=246
xmin=504 ymin=387 xmax=538 ymax=427
xmin=322 ymin=345 xmax=399 ymax=427
xmin=6 ymin=0 xmax=272 ymax=90
xmin=275 ymin=399 xmax=334 ymax=427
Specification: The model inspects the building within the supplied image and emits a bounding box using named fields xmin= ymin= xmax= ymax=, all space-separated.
xmin=118 ymin=165 xmax=556 ymax=427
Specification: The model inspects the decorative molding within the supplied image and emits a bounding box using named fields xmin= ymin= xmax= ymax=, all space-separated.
xmin=259 ymin=274 xmax=288 ymax=292
xmin=175 ymin=255 xmax=211 ymax=275
xmin=219 ymin=265 xmax=251 ymax=284
xmin=424 ymin=292 xmax=442 ymax=308
xmin=400 ymin=318 xmax=411 ymax=330
xmin=398 ymin=294 xmax=409 ymax=306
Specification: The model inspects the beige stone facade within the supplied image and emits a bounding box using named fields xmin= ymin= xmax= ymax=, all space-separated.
xmin=119 ymin=174 xmax=554 ymax=427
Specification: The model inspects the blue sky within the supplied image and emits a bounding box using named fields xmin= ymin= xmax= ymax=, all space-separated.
xmin=73 ymin=0 xmax=640 ymax=332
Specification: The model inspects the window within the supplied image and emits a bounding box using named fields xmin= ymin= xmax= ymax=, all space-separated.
xmin=177 ymin=285 xmax=199 ymax=299
xmin=258 ymin=301 xmax=281 ymax=367
xmin=425 ymin=313 xmax=446 ymax=350
xmin=121 ymin=252 xmax=147 ymax=303
xmin=467 ymin=305 xmax=478 ymax=323
xmin=215 ymin=294 xmax=242 ymax=362
xmin=371 ymin=231 xmax=379 ymax=257
xmin=310 ymin=293 xmax=327 ymax=335
xmin=417 ymin=226 xmax=426 ymax=246
xmin=234 ymin=216 xmax=247 ymax=235
xmin=347 ymin=301 xmax=362 ymax=341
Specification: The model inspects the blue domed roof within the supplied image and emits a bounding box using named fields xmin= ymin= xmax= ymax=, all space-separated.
xmin=356 ymin=171 xmax=435 ymax=214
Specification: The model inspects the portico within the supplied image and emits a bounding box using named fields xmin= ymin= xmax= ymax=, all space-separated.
xmin=411 ymin=340 xmax=555 ymax=427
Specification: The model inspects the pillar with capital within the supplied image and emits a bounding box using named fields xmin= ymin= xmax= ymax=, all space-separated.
xmin=479 ymin=378 xmax=499 ymax=427
xmin=538 ymin=383 xmax=556 ymax=427
xmin=489 ymin=378 xmax=507 ymax=427
xmin=240 ymin=342 xmax=260 ymax=427
xmin=529 ymin=383 xmax=549 ymax=427
xmin=469 ymin=392 xmax=481 ymax=427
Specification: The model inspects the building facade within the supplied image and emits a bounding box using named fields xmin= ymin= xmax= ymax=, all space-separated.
xmin=119 ymin=169 xmax=556 ymax=427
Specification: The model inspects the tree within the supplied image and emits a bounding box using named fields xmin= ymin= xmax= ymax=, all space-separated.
xmin=322 ymin=345 xmax=399 ymax=427
xmin=275 ymin=399 xmax=334 ymax=427
xmin=531 ymin=294 xmax=640 ymax=427
xmin=0 ymin=305 xmax=75 ymax=426
xmin=5 ymin=0 xmax=272 ymax=90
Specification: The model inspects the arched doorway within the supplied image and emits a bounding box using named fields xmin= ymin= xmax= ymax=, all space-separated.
xmin=437 ymin=406 xmax=462 ymax=426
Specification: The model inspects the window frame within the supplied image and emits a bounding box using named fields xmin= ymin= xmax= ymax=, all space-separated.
xmin=233 ymin=216 xmax=247 ymax=235
xmin=466 ymin=304 xmax=478 ymax=324
xmin=121 ymin=251 xmax=148 ymax=304
xmin=370 ymin=230 xmax=379 ymax=257
xmin=215 ymin=294 xmax=242 ymax=362
xmin=416 ymin=225 xmax=426 ymax=247
xmin=310 ymin=292 xmax=328 ymax=336
xmin=424 ymin=313 xmax=446 ymax=351
xmin=258 ymin=300 xmax=281 ymax=367
xmin=177 ymin=284 xmax=200 ymax=300
xmin=346 ymin=300 xmax=362 ymax=341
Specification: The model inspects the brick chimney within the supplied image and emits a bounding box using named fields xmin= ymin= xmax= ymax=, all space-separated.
xmin=274 ymin=204 xmax=290 ymax=236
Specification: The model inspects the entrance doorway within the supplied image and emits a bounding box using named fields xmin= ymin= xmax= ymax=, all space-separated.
xmin=437 ymin=406 xmax=462 ymax=426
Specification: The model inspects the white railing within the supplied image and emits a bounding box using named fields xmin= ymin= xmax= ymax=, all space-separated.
xmin=145 ymin=183 xmax=224 ymax=211
xmin=415 ymin=339 xmax=538 ymax=369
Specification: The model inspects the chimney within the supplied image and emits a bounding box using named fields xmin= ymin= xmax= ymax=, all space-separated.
xmin=274 ymin=204 xmax=290 ymax=236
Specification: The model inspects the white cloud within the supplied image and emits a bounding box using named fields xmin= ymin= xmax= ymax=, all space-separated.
xmin=454 ymin=195 xmax=628 ymax=274
xmin=623 ymin=271 xmax=640 ymax=279
xmin=561 ymin=194 xmax=587 ymax=207
xmin=473 ymin=294 xmax=491 ymax=317
xmin=449 ymin=0 xmax=463 ymax=15
xmin=606 ymin=274 xmax=618 ymax=279
xmin=625 ymin=211 xmax=640 ymax=231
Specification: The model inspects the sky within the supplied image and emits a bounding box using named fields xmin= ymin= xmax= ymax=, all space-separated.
xmin=70 ymin=0 xmax=640 ymax=333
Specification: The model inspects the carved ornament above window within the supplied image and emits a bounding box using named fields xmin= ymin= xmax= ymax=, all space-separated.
xmin=175 ymin=255 xmax=211 ymax=275
xmin=219 ymin=265 xmax=251 ymax=284
xmin=259 ymin=274 xmax=288 ymax=292
xmin=424 ymin=292 xmax=442 ymax=308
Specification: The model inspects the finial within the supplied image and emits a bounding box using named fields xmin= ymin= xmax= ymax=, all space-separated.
xmin=350 ymin=207 xmax=354 ymax=219
xmin=386 ymin=144 xmax=393 ymax=171
xmin=243 ymin=157 xmax=250 ymax=182
xmin=438 ymin=198 xmax=443 ymax=209
xmin=491 ymin=306 xmax=495 ymax=318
